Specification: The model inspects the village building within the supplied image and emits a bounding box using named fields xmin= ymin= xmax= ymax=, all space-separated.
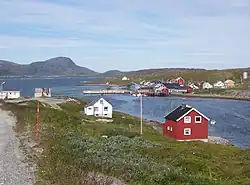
xmin=176 ymin=77 xmax=185 ymax=86
xmin=224 ymin=80 xmax=235 ymax=88
xmin=84 ymin=97 xmax=113 ymax=118
xmin=122 ymin=76 xmax=129 ymax=81
xmin=34 ymin=88 xmax=52 ymax=98
xmin=163 ymin=104 xmax=210 ymax=142
xmin=164 ymin=83 xmax=192 ymax=94
xmin=137 ymin=86 xmax=154 ymax=95
xmin=202 ymin=82 xmax=213 ymax=89
xmin=213 ymin=81 xmax=225 ymax=89
xmin=0 ymin=89 xmax=21 ymax=100
xmin=189 ymin=83 xmax=199 ymax=90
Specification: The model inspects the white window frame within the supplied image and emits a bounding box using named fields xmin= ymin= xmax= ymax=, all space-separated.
xmin=167 ymin=126 xmax=170 ymax=130
xmin=104 ymin=106 xmax=108 ymax=111
xmin=184 ymin=128 xmax=191 ymax=136
xmin=170 ymin=127 xmax=173 ymax=131
xmin=195 ymin=116 xmax=202 ymax=123
xmin=184 ymin=116 xmax=191 ymax=123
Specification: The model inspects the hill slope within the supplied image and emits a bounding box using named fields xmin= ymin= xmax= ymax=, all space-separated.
xmin=0 ymin=57 xmax=97 ymax=76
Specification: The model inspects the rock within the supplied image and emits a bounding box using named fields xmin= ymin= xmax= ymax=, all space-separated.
xmin=208 ymin=136 xmax=233 ymax=146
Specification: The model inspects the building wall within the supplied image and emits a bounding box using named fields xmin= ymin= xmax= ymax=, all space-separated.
xmin=0 ymin=91 xmax=20 ymax=99
xmin=177 ymin=79 xmax=185 ymax=85
xmin=162 ymin=120 xmax=177 ymax=139
xmin=84 ymin=99 xmax=113 ymax=118
xmin=163 ymin=110 xmax=208 ymax=141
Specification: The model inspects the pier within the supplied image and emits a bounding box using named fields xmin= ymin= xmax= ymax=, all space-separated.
xmin=83 ymin=89 xmax=132 ymax=94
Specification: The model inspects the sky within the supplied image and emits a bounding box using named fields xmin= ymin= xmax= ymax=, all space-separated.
xmin=0 ymin=0 xmax=250 ymax=72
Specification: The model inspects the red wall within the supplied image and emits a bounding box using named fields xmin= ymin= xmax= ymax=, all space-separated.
xmin=163 ymin=110 xmax=208 ymax=140
xmin=178 ymin=78 xmax=185 ymax=85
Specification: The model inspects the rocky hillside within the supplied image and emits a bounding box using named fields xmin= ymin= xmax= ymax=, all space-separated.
xmin=0 ymin=57 xmax=97 ymax=76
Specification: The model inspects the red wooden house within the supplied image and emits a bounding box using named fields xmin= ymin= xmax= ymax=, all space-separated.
xmin=163 ymin=104 xmax=210 ymax=142
xmin=176 ymin=77 xmax=185 ymax=86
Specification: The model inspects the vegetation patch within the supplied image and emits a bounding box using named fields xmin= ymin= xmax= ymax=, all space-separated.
xmin=2 ymin=99 xmax=250 ymax=185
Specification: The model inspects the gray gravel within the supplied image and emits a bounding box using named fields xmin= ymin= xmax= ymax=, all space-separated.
xmin=0 ymin=109 xmax=35 ymax=185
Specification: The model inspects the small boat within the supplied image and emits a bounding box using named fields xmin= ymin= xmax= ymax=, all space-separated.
xmin=210 ymin=120 xmax=216 ymax=125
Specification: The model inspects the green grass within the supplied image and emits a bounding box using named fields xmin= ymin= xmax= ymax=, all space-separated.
xmin=2 ymin=100 xmax=250 ymax=185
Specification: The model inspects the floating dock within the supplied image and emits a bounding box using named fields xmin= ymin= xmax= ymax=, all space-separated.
xmin=83 ymin=90 xmax=132 ymax=94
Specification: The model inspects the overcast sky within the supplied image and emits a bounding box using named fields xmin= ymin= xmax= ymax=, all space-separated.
xmin=0 ymin=0 xmax=250 ymax=72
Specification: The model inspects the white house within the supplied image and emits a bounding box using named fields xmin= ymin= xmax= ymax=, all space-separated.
xmin=202 ymin=82 xmax=213 ymax=89
xmin=0 ymin=90 xmax=20 ymax=100
xmin=122 ymin=76 xmax=129 ymax=81
xmin=34 ymin=88 xmax=52 ymax=98
xmin=213 ymin=81 xmax=225 ymax=89
xmin=189 ymin=83 xmax=199 ymax=90
xmin=84 ymin=98 xmax=113 ymax=118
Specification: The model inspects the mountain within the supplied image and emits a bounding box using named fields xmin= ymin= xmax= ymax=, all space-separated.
xmin=100 ymin=70 xmax=124 ymax=77
xmin=0 ymin=57 xmax=98 ymax=76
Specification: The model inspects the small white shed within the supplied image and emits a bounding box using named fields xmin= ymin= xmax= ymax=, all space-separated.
xmin=0 ymin=90 xmax=20 ymax=99
xmin=122 ymin=76 xmax=129 ymax=81
xmin=34 ymin=88 xmax=51 ymax=98
xmin=84 ymin=98 xmax=113 ymax=118
xmin=202 ymin=82 xmax=213 ymax=89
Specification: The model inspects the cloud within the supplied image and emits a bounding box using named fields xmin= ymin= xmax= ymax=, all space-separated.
xmin=0 ymin=0 xmax=250 ymax=70
xmin=0 ymin=35 xmax=100 ymax=48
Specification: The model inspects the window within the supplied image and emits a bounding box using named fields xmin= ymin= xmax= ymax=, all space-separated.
xmin=104 ymin=106 xmax=108 ymax=111
xmin=195 ymin=116 xmax=202 ymax=123
xmin=170 ymin=127 xmax=173 ymax=131
xmin=184 ymin=128 xmax=191 ymax=136
xmin=167 ymin=126 xmax=170 ymax=130
xmin=95 ymin=114 xmax=99 ymax=116
xmin=100 ymin=100 xmax=103 ymax=104
xmin=104 ymin=114 xmax=107 ymax=116
xmin=184 ymin=116 xmax=191 ymax=123
xmin=88 ymin=107 xmax=92 ymax=110
xmin=94 ymin=107 xmax=98 ymax=111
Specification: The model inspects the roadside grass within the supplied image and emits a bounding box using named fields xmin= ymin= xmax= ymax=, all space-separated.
xmin=2 ymin=100 xmax=250 ymax=185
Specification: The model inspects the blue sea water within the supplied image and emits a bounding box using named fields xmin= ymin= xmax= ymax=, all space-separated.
xmin=1 ymin=77 xmax=250 ymax=148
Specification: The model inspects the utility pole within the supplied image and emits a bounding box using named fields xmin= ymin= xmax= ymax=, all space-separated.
xmin=36 ymin=100 xmax=40 ymax=139
xmin=140 ymin=94 xmax=143 ymax=135
xmin=1 ymin=82 xmax=5 ymax=91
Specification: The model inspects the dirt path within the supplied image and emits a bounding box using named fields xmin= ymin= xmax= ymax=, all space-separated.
xmin=0 ymin=108 xmax=35 ymax=185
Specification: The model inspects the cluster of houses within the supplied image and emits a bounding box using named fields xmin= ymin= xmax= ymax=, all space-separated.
xmin=84 ymin=96 xmax=210 ymax=143
xmin=127 ymin=77 xmax=236 ymax=96
xmin=128 ymin=77 xmax=192 ymax=96
xmin=200 ymin=80 xmax=235 ymax=90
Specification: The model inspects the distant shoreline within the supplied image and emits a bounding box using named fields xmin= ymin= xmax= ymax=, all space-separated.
xmin=170 ymin=93 xmax=250 ymax=102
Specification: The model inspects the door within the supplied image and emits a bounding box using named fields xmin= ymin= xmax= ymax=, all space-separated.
xmin=94 ymin=107 xmax=99 ymax=116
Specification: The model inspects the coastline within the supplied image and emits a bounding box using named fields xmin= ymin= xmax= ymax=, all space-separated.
xmin=170 ymin=93 xmax=250 ymax=101
xmin=78 ymin=82 xmax=250 ymax=102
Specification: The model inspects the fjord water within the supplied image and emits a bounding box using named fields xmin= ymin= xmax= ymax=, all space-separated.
xmin=1 ymin=76 xmax=250 ymax=148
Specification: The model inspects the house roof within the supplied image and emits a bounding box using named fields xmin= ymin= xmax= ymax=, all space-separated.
xmin=84 ymin=97 xmax=111 ymax=107
xmin=165 ymin=104 xmax=193 ymax=121
xmin=165 ymin=104 xmax=210 ymax=121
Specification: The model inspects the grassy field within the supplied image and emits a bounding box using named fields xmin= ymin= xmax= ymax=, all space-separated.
xmin=2 ymin=99 xmax=250 ymax=185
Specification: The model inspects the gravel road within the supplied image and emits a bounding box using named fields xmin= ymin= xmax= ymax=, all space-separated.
xmin=0 ymin=108 xmax=35 ymax=185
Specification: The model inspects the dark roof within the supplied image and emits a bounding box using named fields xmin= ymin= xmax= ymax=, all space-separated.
xmin=165 ymin=104 xmax=192 ymax=121
xmin=138 ymin=86 xmax=154 ymax=90
xmin=85 ymin=97 xmax=102 ymax=107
